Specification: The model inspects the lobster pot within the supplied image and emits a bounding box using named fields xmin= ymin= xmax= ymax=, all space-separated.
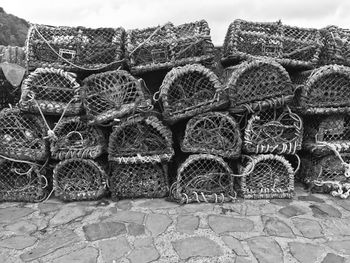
xmin=244 ymin=107 xmax=303 ymax=154
xmin=109 ymin=162 xmax=169 ymax=199
xmin=0 ymin=45 xmax=26 ymax=67
xmin=53 ymin=158 xmax=108 ymax=201
xmin=26 ymin=24 xmax=125 ymax=71
xmin=0 ymin=158 xmax=47 ymax=202
xmin=238 ymin=154 xmax=295 ymax=199
xmin=0 ymin=71 xmax=20 ymax=110
xmin=222 ymin=19 xmax=321 ymax=69
xmin=225 ymin=59 xmax=294 ymax=114
xmin=126 ymin=20 xmax=214 ymax=74
xmin=320 ymin=26 xmax=350 ymax=66
xmin=108 ymin=115 xmax=174 ymax=163
xmin=51 ymin=117 xmax=106 ymax=160
xmin=0 ymin=108 xmax=48 ymax=161
xmin=20 ymin=68 xmax=82 ymax=115
xmin=82 ymin=70 xmax=151 ymax=125
xmin=299 ymin=153 xmax=350 ymax=197
xmin=159 ymin=64 xmax=228 ymax=124
xmin=171 ymin=154 xmax=236 ymax=204
xmin=181 ymin=112 xmax=242 ymax=158
xmin=293 ymin=65 xmax=350 ymax=114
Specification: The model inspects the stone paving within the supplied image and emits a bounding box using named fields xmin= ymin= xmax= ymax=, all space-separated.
xmin=1 ymin=184 xmax=350 ymax=263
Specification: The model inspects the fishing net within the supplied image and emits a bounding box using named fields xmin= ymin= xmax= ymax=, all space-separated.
xmin=293 ymin=65 xmax=350 ymax=114
xmin=20 ymin=68 xmax=82 ymax=116
xmin=303 ymin=114 xmax=350 ymax=156
xmin=320 ymin=26 xmax=350 ymax=66
xmin=53 ymin=158 xmax=108 ymax=201
xmin=82 ymin=70 xmax=152 ymax=125
xmin=51 ymin=116 xmax=106 ymax=160
xmin=224 ymin=59 xmax=294 ymax=114
xmin=181 ymin=111 xmax=241 ymax=158
xmin=222 ymin=19 xmax=322 ymax=69
xmin=244 ymin=107 xmax=303 ymax=154
xmin=0 ymin=108 xmax=48 ymax=161
xmin=26 ymin=24 xmax=125 ymax=72
xmin=0 ymin=158 xmax=47 ymax=202
xmin=109 ymin=162 xmax=169 ymax=199
xmin=157 ymin=64 xmax=228 ymax=124
xmin=238 ymin=154 xmax=297 ymax=199
xmin=171 ymin=154 xmax=237 ymax=204
xmin=299 ymin=153 xmax=350 ymax=199
xmin=108 ymin=114 xmax=173 ymax=163
xmin=126 ymin=20 xmax=214 ymax=74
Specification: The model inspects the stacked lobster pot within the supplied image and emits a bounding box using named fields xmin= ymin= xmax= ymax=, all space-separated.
xmin=221 ymin=19 xmax=310 ymax=199
xmin=7 ymin=24 xmax=128 ymax=202
xmin=0 ymin=46 xmax=46 ymax=202
xmin=295 ymin=65 xmax=350 ymax=199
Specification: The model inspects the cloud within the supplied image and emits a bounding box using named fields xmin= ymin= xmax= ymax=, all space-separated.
xmin=2 ymin=0 xmax=349 ymax=45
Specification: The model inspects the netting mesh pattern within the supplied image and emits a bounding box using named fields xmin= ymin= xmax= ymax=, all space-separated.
xmin=303 ymin=114 xmax=350 ymax=156
xmin=320 ymin=26 xmax=350 ymax=66
xmin=244 ymin=107 xmax=303 ymax=154
xmin=159 ymin=64 xmax=228 ymax=124
xmin=0 ymin=72 xmax=20 ymax=110
xmin=239 ymin=154 xmax=295 ymax=199
xmin=51 ymin=117 xmax=106 ymax=160
xmin=171 ymin=154 xmax=236 ymax=204
xmin=225 ymin=59 xmax=294 ymax=113
xmin=53 ymin=158 xmax=108 ymax=201
xmin=294 ymin=65 xmax=350 ymax=114
xmin=82 ymin=70 xmax=151 ymax=125
xmin=26 ymin=24 xmax=125 ymax=71
xmin=0 ymin=158 xmax=47 ymax=202
xmin=181 ymin=112 xmax=242 ymax=158
xmin=299 ymin=153 xmax=350 ymax=196
xmin=109 ymin=162 xmax=169 ymax=199
xmin=20 ymin=68 xmax=82 ymax=115
xmin=108 ymin=114 xmax=173 ymax=163
xmin=222 ymin=19 xmax=322 ymax=68
xmin=126 ymin=20 xmax=214 ymax=74
xmin=0 ymin=108 xmax=48 ymax=161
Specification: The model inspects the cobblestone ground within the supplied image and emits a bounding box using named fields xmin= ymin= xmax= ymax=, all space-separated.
xmin=1 ymin=184 xmax=350 ymax=263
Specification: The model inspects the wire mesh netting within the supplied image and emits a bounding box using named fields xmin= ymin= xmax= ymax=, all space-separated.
xmin=181 ymin=112 xmax=242 ymax=158
xmin=158 ymin=64 xmax=228 ymax=124
xmin=109 ymin=162 xmax=169 ymax=199
xmin=171 ymin=154 xmax=237 ymax=204
xmin=26 ymin=24 xmax=125 ymax=71
xmin=82 ymin=70 xmax=152 ymax=125
xmin=0 ymin=158 xmax=47 ymax=202
xmin=108 ymin=114 xmax=173 ymax=163
xmin=293 ymin=65 xmax=350 ymax=114
xmin=51 ymin=117 xmax=106 ymax=160
xmin=225 ymin=59 xmax=294 ymax=114
xmin=244 ymin=107 xmax=303 ymax=154
xmin=299 ymin=153 xmax=350 ymax=198
xmin=53 ymin=158 xmax=108 ymax=201
xmin=303 ymin=114 xmax=350 ymax=156
xmin=20 ymin=68 xmax=82 ymax=115
xmin=0 ymin=108 xmax=48 ymax=161
xmin=0 ymin=72 xmax=20 ymax=110
xmin=238 ymin=154 xmax=296 ymax=199
xmin=320 ymin=26 xmax=350 ymax=66
xmin=222 ymin=19 xmax=322 ymax=69
xmin=126 ymin=20 xmax=214 ymax=74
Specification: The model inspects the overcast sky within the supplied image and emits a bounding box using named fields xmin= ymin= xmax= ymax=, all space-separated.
xmin=2 ymin=0 xmax=350 ymax=45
